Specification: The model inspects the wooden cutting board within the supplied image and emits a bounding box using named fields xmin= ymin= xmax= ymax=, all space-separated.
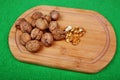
xmin=9 ymin=5 xmax=116 ymax=73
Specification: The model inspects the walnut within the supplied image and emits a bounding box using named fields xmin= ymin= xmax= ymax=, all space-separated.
xmin=49 ymin=21 xmax=59 ymax=32
xmin=15 ymin=18 xmax=26 ymax=29
xmin=35 ymin=18 xmax=48 ymax=30
xmin=44 ymin=15 xmax=51 ymax=23
xmin=41 ymin=33 xmax=53 ymax=47
xmin=31 ymin=12 xmax=43 ymax=20
xmin=20 ymin=33 xmax=31 ymax=46
xmin=25 ymin=40 xmax=41 ymax=52
xmin=50 ymin=10 xmax=59 ymax=21
xmin=52 ymin=29 xmax=66 ymax=40
xmin=20 ymin=20 xmax=32 ymax=33
xmin=15 ymin=18 xmax=32 ymax=33
xmin=31 ymin=20 xmax=36 ymax=28
xmin=31 ymin=28 xmax=43 ymax=40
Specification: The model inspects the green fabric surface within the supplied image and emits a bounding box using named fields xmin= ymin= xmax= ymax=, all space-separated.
xmin=0 ymin=0 xmax=120 ymax=80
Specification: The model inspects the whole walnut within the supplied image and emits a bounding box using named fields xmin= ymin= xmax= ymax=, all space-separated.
xmin=20 ymin=21 xmax=32 ymax=33
xmin=31 ymin=28 xmax=43 ymax=40
xmin=52 ymin=29 xmax=66 ymax=40
xmin=44 ymin=15 xmax=51 ymax=23
xmin=25 ymin=40 xmax=41 ymax=52
xmin=15 ymin=18 xmax=32 ymax=33
xmin=41 ymin=33 xmax=53 ymax=47
xmin=20 ymin=33 xmax=31 ymax=46
xmin=15 ymin=18 xmax=26 ymax=29
xmin=50 ymin=10 xmax=59 ymax=21
xmin=31 ymin=20 xmax=36 ymax=28
xmin=36 ymin=18 xmax=48 ymax=30
xmin=31 ymin=12 xmax=43 ymax=20
xmin=49 ymin=21 xmax=59 ymax=32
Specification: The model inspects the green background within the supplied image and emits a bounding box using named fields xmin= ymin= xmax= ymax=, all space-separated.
xmin=0 ymin=0 xmax=120 ymax=80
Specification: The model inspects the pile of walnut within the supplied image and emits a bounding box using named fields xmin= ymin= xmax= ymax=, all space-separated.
xmin=15 ymin=10 xmax=66 ymax=52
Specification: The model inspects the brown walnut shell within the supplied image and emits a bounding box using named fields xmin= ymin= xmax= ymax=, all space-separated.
xmin=25 ymin=40 xmax=41 ymax=52
xmin=50 ymin=10 xmax=59 ymax=21
xmin=49 ymin=21 xmax=59 ymax=32
xmin=31 ymin=12 xmax=43 ymax=20
xmin=44 ymin=15 xmax=51 ymax=23
xmin=31 ymin=28 xmax=43 ymax=40
xmin=36 ymin=18 xmax=48 ymax=30
xmin=31 ymin=20 xmax=36 ymax=28
xmin=18 ymin=19 xmax=32 ymax=33
xmin=52 ymin=29 xmax=66 ymax=40
xmin=41 ymin=33 xmax=53 ymax=47
xmin=20 ymin=33 xmax=31 ymax=46
xmin=15 ymin=18 xmax=26 ymax=29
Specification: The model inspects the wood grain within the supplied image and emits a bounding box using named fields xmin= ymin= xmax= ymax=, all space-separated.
xmin=9 ymin=5 xmax=116 ymax=73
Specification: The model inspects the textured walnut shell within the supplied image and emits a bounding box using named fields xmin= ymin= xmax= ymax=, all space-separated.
xmin=31 ymin=20 xmax=36 ymax=28
xmin=44 ymin=15 xmax=51 ymax=23
xmin=41 ymin=33 xmax=53 ymax=47
xmin=19 ymin=20 xmax=32 ymax=33
xmin=31 ymin=28 xmax=43 ymax=40
xmin=15 ymin=18 xmax=26 ymax=29
xmin=31 ymin=12 xmax=43 ymax=20
xmin=49 ymin=21 xmax=59 ymax=32
xmin=20 ymin=33 xmax=31 ymax=46
xmin=50 ymin=10 xmax=59 ymax=21
xmin=52 ymin=29 xmax=66 ymax=40
xmin=25 ymin=40 xmax=41 ymax=52
xmin=36 ymin=18 xmax=48 ymax=30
